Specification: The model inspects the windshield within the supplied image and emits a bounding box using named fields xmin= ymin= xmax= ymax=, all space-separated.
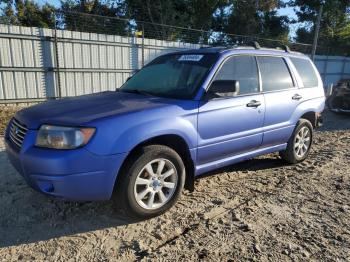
xmin=120 ymin=53 xmax=218 ymax=99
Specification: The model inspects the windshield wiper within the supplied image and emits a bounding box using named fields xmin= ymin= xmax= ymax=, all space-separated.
xmin=121 ymin=89 xmax=154 ymax=96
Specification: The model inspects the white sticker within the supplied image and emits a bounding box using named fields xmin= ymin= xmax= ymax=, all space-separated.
xmin=178 ymin=54 xmax=204 ymax=62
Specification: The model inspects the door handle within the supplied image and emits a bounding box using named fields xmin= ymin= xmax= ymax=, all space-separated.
xmin=292 ymin=94 xmax=302 ymax=100
xmin=246 ymin=100 xmax=261 ymax=107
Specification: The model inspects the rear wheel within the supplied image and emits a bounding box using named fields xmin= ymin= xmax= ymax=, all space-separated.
xmin=113 ymin=145 xmax=185 ymax=218
xmin=280 ymin=119 xmax=313 ymax=164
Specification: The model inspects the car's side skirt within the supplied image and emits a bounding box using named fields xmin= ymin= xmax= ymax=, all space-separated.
xmin=195 ymin=143 xmax=287 ymax=176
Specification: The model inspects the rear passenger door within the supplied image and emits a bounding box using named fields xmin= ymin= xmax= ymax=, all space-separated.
xmin=289 ymin=57 xmax=323 ymax=104
xmin=258 ymin=56 xmax=301 ymax=147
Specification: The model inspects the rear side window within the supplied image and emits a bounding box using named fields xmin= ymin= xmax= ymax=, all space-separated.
xmin=214 ymin=55 xmax=259 ymax=95
xmin=290 ymin=57 xmax=319 ymax=88
xmin=257 ymin=56 xmax=294 ymax=92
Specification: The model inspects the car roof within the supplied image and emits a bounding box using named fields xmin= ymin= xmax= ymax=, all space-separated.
xmin=168 ymin=46 xmax=308 ymax=59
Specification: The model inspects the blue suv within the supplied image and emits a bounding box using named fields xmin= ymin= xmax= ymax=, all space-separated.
xmin=5 ymin=46 xmax=325 ymax=218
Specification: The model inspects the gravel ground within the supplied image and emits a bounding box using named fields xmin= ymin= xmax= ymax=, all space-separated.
xmin=0 ymin=111 xmax=349 ymax=261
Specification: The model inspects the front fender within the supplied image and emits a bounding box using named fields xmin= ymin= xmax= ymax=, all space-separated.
xmin=113 ymin=116 xmax=198 ymax=153
xmin=85 ymin=102 xmax=199 ymax=155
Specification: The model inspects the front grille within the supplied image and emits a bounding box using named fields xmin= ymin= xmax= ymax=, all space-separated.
xmin=9 ymin=118 xmax=28 ymax=148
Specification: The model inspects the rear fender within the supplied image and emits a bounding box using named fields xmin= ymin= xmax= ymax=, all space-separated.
xmin=291 ymin=97 xmax=325 ymax=125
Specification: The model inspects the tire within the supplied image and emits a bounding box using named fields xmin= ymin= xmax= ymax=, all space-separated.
xmin=279 ymin=119 xmax=313 ymax=164
xmin=113 ymin=145 xmax=186 ymax=219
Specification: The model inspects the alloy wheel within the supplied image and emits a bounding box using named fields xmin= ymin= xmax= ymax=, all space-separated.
xmin=294 ymin=126 xmax=311 ymax=158
xmin=133 ymin=158 xmax=178 ymax=210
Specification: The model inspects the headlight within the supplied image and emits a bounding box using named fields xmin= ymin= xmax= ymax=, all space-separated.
xmin=36 ymin=125 xmax=95 ymax=149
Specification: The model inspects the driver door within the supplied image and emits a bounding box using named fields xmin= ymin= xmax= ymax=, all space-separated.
xmin=197 ymin=55 xmax=265 ymax=165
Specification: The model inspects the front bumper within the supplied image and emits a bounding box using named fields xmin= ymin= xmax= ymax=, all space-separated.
xmin=5 ymin=129 xmax=127 ymax=201
xmin=330 ymin=108 xmax=350 ymax=114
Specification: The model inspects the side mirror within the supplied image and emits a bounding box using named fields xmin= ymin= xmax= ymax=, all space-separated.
xmin=206 ymin=80 xmax=240 ymax=99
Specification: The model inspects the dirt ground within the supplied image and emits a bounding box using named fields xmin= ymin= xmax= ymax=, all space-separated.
xmin=0 ymin=105 xmax=28 ymax=136
xmin=0 ymin=110 xmax=349 ymax=261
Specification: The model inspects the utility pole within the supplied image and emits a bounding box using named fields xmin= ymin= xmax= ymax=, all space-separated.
xmin=311 ymin=2 xmax=324 ymax=61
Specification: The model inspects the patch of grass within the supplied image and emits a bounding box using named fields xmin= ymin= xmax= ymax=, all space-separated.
xmin=0 ymin=105 xmax=25 ymax=135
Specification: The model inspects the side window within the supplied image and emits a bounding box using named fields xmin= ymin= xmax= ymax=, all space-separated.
xmin=257 ymin=56 xmax=294 ymax=92
xmin=290 ymin=57 xmax=319 ymax=88
xmin=214 ymin=56 xmax=259 ymax=95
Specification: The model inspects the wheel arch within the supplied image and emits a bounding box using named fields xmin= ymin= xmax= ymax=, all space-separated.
xmin=292 ymin=96 xmax=325 ymax=128
xmin=114 ymin=134 xmax=196 ymax=194
xmin=300 ymin=111 xmax=317 ymax=127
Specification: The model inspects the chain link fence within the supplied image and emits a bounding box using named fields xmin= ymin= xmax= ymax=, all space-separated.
xmin=0 ymin=11 xmax=349 ymax=103
xmin=54 ymin=11 xmax=347 ymax=56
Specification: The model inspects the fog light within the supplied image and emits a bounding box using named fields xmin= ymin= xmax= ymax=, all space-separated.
xmin=37 ymin=181 xmax=55 ymax=193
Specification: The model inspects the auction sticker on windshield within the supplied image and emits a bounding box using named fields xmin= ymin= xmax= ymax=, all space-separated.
xmin=178 ymin=54 xmax=204 ymax=61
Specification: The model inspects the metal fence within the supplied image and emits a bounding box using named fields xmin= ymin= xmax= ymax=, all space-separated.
xmin=314 ymin=56 xmax=350 ymax=87
xmin=0 ymin=23 xmax=200 ymax=103
xmin=0 ymin=11 xmax=349 ymax=103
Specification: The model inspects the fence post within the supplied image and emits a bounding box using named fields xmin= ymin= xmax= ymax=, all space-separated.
xmin=341 ymin=57 xmax=346 ymax=80
xmin=322 ymin=47 xmax=330 ymax=84
xmin=200 ymin=30 xmax=204 ymax=47
xmin=141 ymin=22 xmax=145 ymax=68
xmin=311 ymin=3 xmax=323 ymax=61
xmin=53 ymin=12 xmax=62 ymax=98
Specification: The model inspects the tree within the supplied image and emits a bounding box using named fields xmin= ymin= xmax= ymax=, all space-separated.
xmin=124 ymin=0 xmax=228 ymax=42
xmin=289 ymin=0 xmax=350 ymax=54
xmin=0 ymin=0 xmax=55 ymax=27
xmin=0 ymin=0 xmax=16 ymax=24
xmin=124 ymin=0 xmax=290 ymax=45
xmin=261 ymin=10 xmax=289 ymax=41
xmin=59 ymin=0 xmax=127 ymax=35
xmin=218 ymin=0 xmax=290 ymax=45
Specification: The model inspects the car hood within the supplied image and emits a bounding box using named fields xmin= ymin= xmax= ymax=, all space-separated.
xmin=15 ymin=91 xmax=186 ymax=129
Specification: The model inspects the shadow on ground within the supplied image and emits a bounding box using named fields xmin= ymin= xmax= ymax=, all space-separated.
xmin=0 ymin=149 xmax=144 ymax=248
xmin=319 ymin=110 xmax=350 ymax=132
xmin=0 ymin=151 xmax=285 ymax=248
xmin=198 ymin=156 xmax=286 ymax=181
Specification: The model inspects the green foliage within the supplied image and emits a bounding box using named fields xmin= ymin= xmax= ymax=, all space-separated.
xmin=214 ymin=0 xmax=290 ymax=45
xmin=261 ymin=10 xmax=289 ymax=41
xmin=0 ymin=0 xmax=55 ymax=27
xmin=289 ymin=0 xmax=350 ymax=54
xmin=124 ymin=0 xmax=228 ymax=42
xmin=59 ymin=0 xmax=127 ymax=35
xmin=338 ymin=24 xmax=350 ymax=39
xmin=0 ymin=0 xmax=349 ymax=55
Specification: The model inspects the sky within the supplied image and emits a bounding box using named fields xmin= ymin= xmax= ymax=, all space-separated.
xmin=37 ymin=0 xmax=60 ymax=7
xmin=277 ymin=5 xmax=301 ymax=38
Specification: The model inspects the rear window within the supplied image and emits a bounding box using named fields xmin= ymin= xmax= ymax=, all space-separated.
xmin=257 ymin=56 xmax=294 ymax=92
xmin=290 ymin=57 xmax=319 ymax=88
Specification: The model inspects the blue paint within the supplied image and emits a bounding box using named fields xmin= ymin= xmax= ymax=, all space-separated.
xmin=5 ymin=47 xmax=325 ymax=201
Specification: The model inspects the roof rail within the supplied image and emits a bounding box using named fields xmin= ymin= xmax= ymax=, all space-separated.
xmin=282 ymin=45 xmax=291 ymax=52
xmin=251 ymin=41 xmax=261 ymax=49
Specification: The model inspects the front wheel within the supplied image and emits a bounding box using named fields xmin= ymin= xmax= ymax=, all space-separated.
xmin=280 ymin=119 xmax=313 ymax=164
xmin=113 ymin=145 xmax=185 ymax=219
